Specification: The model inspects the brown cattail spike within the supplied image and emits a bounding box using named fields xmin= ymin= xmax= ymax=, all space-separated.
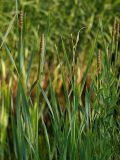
xmin=40 ymin=33 xmax=45 ymax=55
xmin=97 ymin=49 xmax=101 ymax=76
xmin=19 ymin=10 xmax=23 ymax=32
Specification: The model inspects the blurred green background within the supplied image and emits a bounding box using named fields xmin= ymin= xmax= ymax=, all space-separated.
xmin=0 ymin=0 xmax=120 ymax=57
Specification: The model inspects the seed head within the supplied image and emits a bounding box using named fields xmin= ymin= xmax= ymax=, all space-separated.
xmin=19 ymin=10 xmax=23 ymax=32
xmin=40 ymin=33 xmax=45 ymax=55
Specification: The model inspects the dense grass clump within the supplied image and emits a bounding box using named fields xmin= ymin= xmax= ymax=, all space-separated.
xmin=0 ymin=1 xmax=120 ymax=160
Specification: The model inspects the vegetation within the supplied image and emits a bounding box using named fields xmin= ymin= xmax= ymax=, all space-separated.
xmin=0 ymin=0 xmax=120 ymax=160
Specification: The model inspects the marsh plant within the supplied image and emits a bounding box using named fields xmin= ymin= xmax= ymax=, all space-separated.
xmin=0 ymin=1 xmax=120 ymax=160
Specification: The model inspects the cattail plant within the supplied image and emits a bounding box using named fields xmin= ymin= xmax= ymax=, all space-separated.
xmin=29 ymin=33 xmax=45 ymax=100
xmin=18 ymin=9 xmax=25 ymax=77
